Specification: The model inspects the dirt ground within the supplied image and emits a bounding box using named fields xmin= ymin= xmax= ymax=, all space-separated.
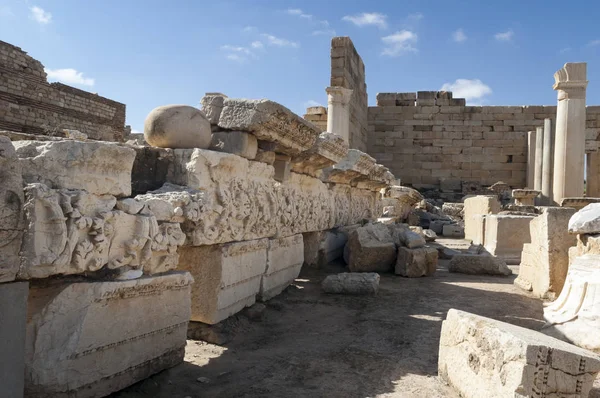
xmin=114 ymin=256 xmax=600 ymax=398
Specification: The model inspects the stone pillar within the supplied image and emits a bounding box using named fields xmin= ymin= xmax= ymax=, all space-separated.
xmin=527 ymin=130 xmax=536 ymax=189
xmin=0 ymin=281 xmax=28 ymax=398
xmin=541 ymin=118 xmax=554 ymax=205
xmin=326 ymin=86 xmax=353 ymax=144
xmin=552 ymin=63 xmax=588 ymax=205
xmin=534 ymin=126 xmax=544 ymax=193
xmin=587 ymin=152 xmax=600 ymax=197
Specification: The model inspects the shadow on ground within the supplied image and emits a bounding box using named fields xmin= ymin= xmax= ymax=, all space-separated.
xmin=113 ymin=261 xmax=558 ymax=398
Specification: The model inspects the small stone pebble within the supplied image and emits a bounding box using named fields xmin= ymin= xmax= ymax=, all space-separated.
xmin=196 ymin=377 xmax=210 ymax=383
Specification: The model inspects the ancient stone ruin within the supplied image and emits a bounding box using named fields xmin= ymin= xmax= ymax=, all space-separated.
xmin=3 ymin=34 xmax=600 ymax=398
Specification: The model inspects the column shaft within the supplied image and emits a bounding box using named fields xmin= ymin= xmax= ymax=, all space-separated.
xmin=541 ymin=118 xmax=553 ymax=205
xmin=527 ymin=131 xmax=536 ymax=189
xmin=534 ymin=126 xmax=544 ymax=192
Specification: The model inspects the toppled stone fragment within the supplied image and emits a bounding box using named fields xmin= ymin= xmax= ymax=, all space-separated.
xmin=441 ymin=202 xmax=464 ymax=219
xmin=345 ymin=223 xmax=396 ymax=272
xmin=210 ymin=131 xmax=258 ymax=159
xmin=448 ymin=254 xmax=511 ymax=276
xmin=321 ymin=149 xmax=376 ymax=184
xmin=512 ymin=189 xmax=540 ymax=206
xmin=218 ymin=98 xmax=320 ymax=155
xmin=322 ymin=273 xmax=380 ymax=295
xmin=442 ymin=224 xmax=464 ymax=238
xmin=395 ymin=246 xmax=438 ymax=277
xmin=389 ymin=224 xmax=426 ymax=248
xmin=291 ymin=132 xmax=348 ymax=178
xmin=568 ymin=203 xmax=600 ymax=234
xmin=200 ymin=93 xmax=227 ymax=125
xmin=15 ymin=140 xmax=135 ymax=197
xmin=439 ymin=308 xmax=600 ymax=398
xmin=144 ymin=105 xmax=212 ymax=149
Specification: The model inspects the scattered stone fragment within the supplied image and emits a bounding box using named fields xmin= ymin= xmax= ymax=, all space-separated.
xmin=442 ymin=224 xmax=464 ymax=238
xmin=322 ymin=273 xmax=380 ymax=295
xmin=441 ymin=203 xmax=464 ymax=219
xmin=568 ymin=203 xmax=600 ymax=234
xmin=423 ymin=229 xmax=437 ymax=242
xmin=448 ymin=254 xmax=512 ymax=276
xmin=395 ymin=246 xmax=438 ymax=277
xmin=345 ymin=223 xmax=396 ymax=272
xmin=144 ymin=105 xmax=212 ymax=149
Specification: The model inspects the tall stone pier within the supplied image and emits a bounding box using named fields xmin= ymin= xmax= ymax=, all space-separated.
xmin=534 ymin=126 xmax=544 ymax=193
xmin=527 ymin=130 xmax=536 ymax=189
xmin=552 ymin=63 xmax=588 ymax=205
xmin=326 ymin=86 xmax=353 ymax=144
xmin=541 ymin=118 xmax=553 ymax=205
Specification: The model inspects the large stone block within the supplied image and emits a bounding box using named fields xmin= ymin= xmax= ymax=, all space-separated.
xmin=291 ymin=132 xmax=348 ymax=178
xmin=14 ymin=140 xmax=135 ymax=197
xmin=345 ymin=223 xmax=396 ymax=272
xmin=144 ymin=105 xmax=212 ymax=149
xmin=259 ymin=234 xmax=304 ymax=301
xmin=322 ymin=272 xmax=379 ymax=295
xmin=321 ymin=149 xmax=376 ymax=184
xmin=515 ymin=207 xmax=577 ymax=299
xmin=210 ymin=130 xmax=258 ymax=159
xmin=568 ymin=203 xmax=600 ymax=234
xmin=177 ymin=239 xmax=268 ymax=324
xmin=448 ymin=254 xmax=512 ymax=276
xmin=0 ymin=137 xmax=24 ymax=282
xmin=25 ymin=272 xmax=193 ymax=397
xmin=464 ymin=195 xmax=501 ymax=241
xmin=395 ymin=246 xmax=438 ymax=277
xmin=439 ymin=309 xmax=600 ymax=398
xmin=1 ymin=281 xmax=28 ymax=398
xmin=484 ymin=214 xmax=534 ymax=265
xmin=218 ymin=98 xmax=321 ymax=156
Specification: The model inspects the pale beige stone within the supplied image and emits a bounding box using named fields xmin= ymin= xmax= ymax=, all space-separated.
xmin=210 ymin=130 xmax=258 ymax=159
xmin=259 ymin=234 xmax=304 ymax=301
xmin=484 ymin=215 xmax=534 ymax=265
xmin=448 ymin=254 xmax=511 ymax=276
xmin=439 ymin=309 xmax=600 ymax=398
xmin=144 ymin=105 xmax=212 ymax=149
xmin=291 ymin=132 xmax=349 ymax=178
xmin=322 ymin=272 xmax=379 ymax=295
xmin=511 ymin=189 xmax=540 ymax=206
xmin=25 ymin=272 xmax=193 ymax=397
xmin=321 ymin=149 xmax=376 ymax=184
xmin=464 ymin=195 xmax=501 ymax=241
xmin=200 ymin=93 xmax=227 ymax=124
xmin=345 ymin=223 xmax=396 ymax=272
xmin=395 ymin=246 xmax=437 ymax=277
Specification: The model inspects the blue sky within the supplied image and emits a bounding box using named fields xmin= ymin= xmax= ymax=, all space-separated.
xmin=1 ymin=0 xmax=599 ymax=134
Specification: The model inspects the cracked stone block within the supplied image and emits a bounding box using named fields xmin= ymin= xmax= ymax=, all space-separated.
xmin=200 ymin=92 xmax=227 ymax=125
xmin=439 ymin=309 xmax=600 ymax=398
xmin=321 ymin=149 xmax=376 ymax=184
xmin=259 ymin=234 xmax=304 ymax=301
xmin=210 ymin=130 xmax=258 ymax=159
xmin=177 ymin=239 xmax=268 ymax=324
xmin=14 ymin=140 xmax=136 ymax=197
xmin=291 ymin=132 xmax=348 ymax=178
xmin=322 ymin=272 xmax=379 ymax=295
xmin=25 ymin=272 xmax=193 ymax=397
xmin=464 ymin=195 xmax=501 ymax=241
xmin=395 ymin=246 xmax=438 ymax=277
xmin=345 ymin=223 xmax=396 ymax=272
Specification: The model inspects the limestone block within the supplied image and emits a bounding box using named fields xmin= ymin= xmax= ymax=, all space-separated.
xmin=389 ymin=224 xmax=426 ymax=248
xmin=354 ymin=164 xmax=394 ymax=191
xmin=14 ymin=140 xmax=135 ymax=197
xmin=385 ymin=185 xmax=424 ymax=206
xmin=273 ymin=154 xmax=291 ymax=182
xmin=290 ymin=132 xmax=349 ymax=178
xmin=514 ymin=207 xmax=576 ymax=298
xmin=439 ymin=309 xmax=600 ymax=398
xmin=442 ymin=224 xmax=464 ymax=238
xmin=259 ymin=234 xmax=304 ymax=301
xmin=200 ymin=92 xmax=227 ymax=124
xmin=0 ymin=281 xmax=28 ymax=398
xmin=483 ymin=215 xmax=534 ymax=265
xmin=322 ymin=272 xmax=380 ymax=295
xmin=255 ymin=148 xmax=276 ymax=165
xmin=561 ymin=197 xmax=600 ymax=211
xmin=395 ymin=246 xmax=438 ymax=277
xmin=321 ymin=149 xmax=376 ymax=184
xmin=448 ymin=254 xmax=512 ymax=276
xmin=0 ymin=137 xmax=24 ymax=282
xmin=512 ymin=189 xmax=540 ymax=206
xmin=349 ymin=187 xmax=379 ymax=225
xmin=429 ymin=219 xmax=452 ymax=235
xmin=345 ymin=223 xmax=396 ymax=272
xmin=144 ymin=105 xmax=212 ymax=149
xmin=464 ymin=195 xmax=501 ymax=241
xmin=568 ymin=203 xmax=600 ymax=234
xmin=218 ymin=98 xmax=320 ymax=156
xmin=177 ymin=239 xmax=268 ymax=324
xmin=441 ymin=202 xmax=464 ymax=219
xmin=25 ymin=272 xmax=193 ymax=397
xmin=210 ymin=131 xmax=258 ymax=159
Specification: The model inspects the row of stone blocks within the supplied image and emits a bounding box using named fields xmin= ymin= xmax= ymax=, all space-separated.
xmin=376 ymin=91 xmax=466 ymax=107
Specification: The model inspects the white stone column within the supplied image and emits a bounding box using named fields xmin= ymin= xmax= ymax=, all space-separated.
xmin=552 ymin=63 xmax=588 ymax=205
xmin=541 ymin=118 xmax=553 ymax=205
xmin=527 ymin=130 xmax=536 ymax=189
xmin=326 ymin=86 xmax=353 ymax=144
xmin=587 ymin=152 xmax=600 ymax=197
xmin=534 ymin=126 xmax=544 ymax=193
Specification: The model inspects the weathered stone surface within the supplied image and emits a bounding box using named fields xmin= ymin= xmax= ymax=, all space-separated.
xmin=0 ymin=137 xmax=24 ymax=282
xmin=448 ymin=254 xmax=511 ymax=276
xmin=353 ymin=164 xmax=394 ymax=191
xmin=0 ymin=281 xmax=28 ymax=398
xmin=321 ymin=149 xmax=376 ymax=184
xmin=561 ymin=197 xmax=600 ymax=211
xmin=543 ymin=254 xmax=600 ymax=353
xmin=442 ymin=224 xmax=464 ymax=238
xmin=144 ymin=105 xmax=212 ymax=149
xmin=14 ymin=140 xmax=135 ymax=197
xmin=395 ymin=246 xmax=438 ymax=277
xmin=484 ymin=214 xmax=534 ymax=265
xmin=515 ymin=207 xmax=576 ymax=298
xmin=273 ymin=153 xmax=291 ymax=183
xmin=200 ymin=93 xmax=227 ymax=125
xmin=291 ymin=132 xmax=349 ymax=178
xmin=177 ymin=239 xmax=268 ymax=324
xmin=346 ymin=223 xmax=396 ymax=272
xmin=129 ymin=145 xmax=173 ymax=195
xmin=429 ymin=219 xmax=452 ymax=235
xmin=254 ymin=148 xmax=276 ymax=165
xmin=439 ymin=309 xmax=600 ymax=398
xmin=464 ymin=195 xmax=501 ymax=242
xmin=25 ymin=272 xmax=193 ymax=397
xmin=218 ymin=98 xmax=320 ymax=156
xmin=441 ymin=202 xmax=464 ymax=219
xmin=322 ymin=272 xmax=380 ymax=295
xmin=328 ymin=184 xmax=379 ymax=227
xmin=210 ymin=131 xmax=258 ymax=159
xmin=568 ymin=203 xmax=600 ymax=234
xmin=512 ymin=189 xmax=540 ymax=206
xmin=19 ymin=183 xmax=185 ymax=279
xmin=259 ymin=234 xmax=304 ymax=301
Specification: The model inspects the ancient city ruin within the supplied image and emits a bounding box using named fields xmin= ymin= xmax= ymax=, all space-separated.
xmin=2 ymin=32 xmax=600 ymax=397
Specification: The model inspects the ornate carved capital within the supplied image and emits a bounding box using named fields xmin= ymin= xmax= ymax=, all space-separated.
xmin=553 ymin=62 xmax=588 ymax=99
xmin=326 ymin=86 xmax=353 ymax=105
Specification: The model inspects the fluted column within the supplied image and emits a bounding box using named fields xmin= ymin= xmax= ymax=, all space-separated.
xmin=552 ymin=63 xmax=588 ymax=205
xmin=541 ymin=118 xmax=554 ymax=205
xmin=527 ymin=130 xmax=536 ymax=189
xmin=534 ymin=126 xmax=544 ymax=193
xmin=326 ymin=86 xmax=353 ymax=144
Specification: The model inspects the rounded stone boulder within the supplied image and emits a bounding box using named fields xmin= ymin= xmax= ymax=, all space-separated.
xmin=144 ymin=105 xmax=211 ymax=149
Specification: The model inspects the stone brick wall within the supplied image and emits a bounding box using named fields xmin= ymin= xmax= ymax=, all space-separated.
xmin=367 ymin=91 xmax=600 ymax=189
xmin=330 ymin=37 xmax=368 ymax=152
xmin=303 ymin=106 xmax=327 ymax=132
xmin=0 ymin=40 xmax=126 ymax=141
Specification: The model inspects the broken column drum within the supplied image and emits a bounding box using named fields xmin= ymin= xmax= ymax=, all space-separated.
xmin=326 ymin=86 xmax=353 ymax=144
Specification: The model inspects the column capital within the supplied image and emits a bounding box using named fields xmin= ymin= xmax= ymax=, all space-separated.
xmin=326 ymin=86 xmax=353 ymax=104
xmin=553 ymin=62 xmax=588 ymax=99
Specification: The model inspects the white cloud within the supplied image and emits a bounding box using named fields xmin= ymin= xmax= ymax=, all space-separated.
xmin=381 ymin=30 xmax=418 ymax=56
xmin=559 ymin=47 xmax=571 ymax=54
xmin=221 ymin=45 xmax=253 ymax=55
xmin=261 ymin=34 xmax=299 ymax=48
xmin=342 ymin=12 xmax=387 ymax=29
xmin=304 ymin=100 xmax=323 ymax=108
xmin=286 ymin=8 xmax=312 ymax=20
xmin=29 ymin=6 xmax=51 ymax=24
xmin=587 ymin=39 xmax=600 ymax=47
xmin=45 ymin=68 xmax=95 ymax=86
xmin=408 ymin=12 xmax=424 ymax=21
xmin=226 ymin=54 xmax=245 ymax=62
xmin=251 ymin=41 xmax=264 ymax=49
xmin=494 ymin=29 xmax=514 ymax=42
xmin=453 ymin=28 xmax=467 ymax=43
xmin=440 ymin=79 xmax=492 ymax=103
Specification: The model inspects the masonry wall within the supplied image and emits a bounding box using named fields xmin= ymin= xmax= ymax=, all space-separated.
xmin=367 ymin=91 xmax=600 ymax=188
xmin=0 ymin=40 xmax=126 ymax=141
xmin=330 ymin=37 xmax=368 ymax=152
xmin=303 ymin=105 xmax=327 ymax=132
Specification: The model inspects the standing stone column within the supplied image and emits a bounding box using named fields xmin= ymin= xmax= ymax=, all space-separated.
xmin=527 ymin=130 xmax=536 ymax=189
xmin=326 ymin=86 xmax=353 ymax=144
xmin=552 ymin=63 xmax=588 ymax=205
xmin=534 ymin=126 xmax=544 ymax=193
xmin=541 ymin=118 xmax=554 ymax=205
xmin=587 ymin=152 xmax=600 ymax=197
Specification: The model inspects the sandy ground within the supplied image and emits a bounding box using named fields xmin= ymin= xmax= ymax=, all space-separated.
xmin=114 ymin=257 xmax=600 ymax=398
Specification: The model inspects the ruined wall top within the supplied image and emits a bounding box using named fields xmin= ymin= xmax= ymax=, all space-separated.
xmin=0 ymin=40 xmax=46 ymax=80
xmin=376 ymin=91 xmax=466 ymax=107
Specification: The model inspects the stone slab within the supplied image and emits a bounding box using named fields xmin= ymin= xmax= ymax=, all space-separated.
xmin=395 ymin=246 xmax=438 ymax=277
xmin=464 ymin=195 xmax=501 ymax=242
xmin=210 ymin=131 xmax=258 ymax=159
xmin=322 ymin=273 xmax=379 ymax=295
xmin=0 ymin=281 xmax=28 ymax=398
xmin=448 ymin=254 xmax=512 ymax=276
xmin=346 ymin=223 xmax=396 ymax=272
xmin=291 ymin=132 xmax=348 ymax=178
xmin=259 ymin=234 xmax=304 ymax=301
xmin=484 ymin=215 xmax=534 ymax=265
